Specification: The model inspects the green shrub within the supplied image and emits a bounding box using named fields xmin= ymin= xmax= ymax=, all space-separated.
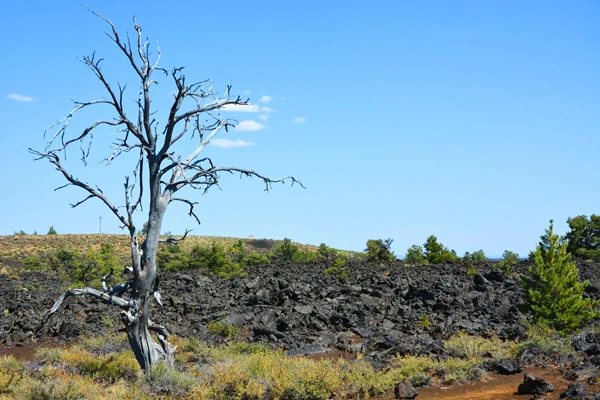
xmin=463 ymin=250 xmax=487 ymax=264
xmin=243 ymin=253 xmax=271 ymax=266
xmin=419 ymin=314 xmax=431 ymax=328
xmin=37 ymin=345 xmax=139 ymax=383
xmin=22 ymin=379 xmax=85 ymax=400
xmin=206 ymin=242 xmax=245 ymax=279
xmin=47 ymin=226 xmax=57 ymax=235
xmin=96 ymin=243 xmax=121 ymax=271
xmin=47 ymin=244 xmax=118 ymax=286
xmin=365 ymin=239 xmax=396 ymax=262
xmin=13 ymin=230 xmax=27 ymax=236
xmin=446 ymin=332 xmax=512 ymax=359
xmin=317 ymin=243 xmax=338 ymax=261
xmin=513 ymin=322 xmax=575 ymax=359
xmin=471 ymin=250 xmax=487 ymax=262
xmin=521 ymin=220 xmax=600 ymax=333
xmin=292 ymin=250 xmax=319 ymax=263
xmin=424 ymin=235 xmax=458 ymax=264
xmin=466 ymin=265 xmax=478 ymax=277
xmin=158 ymin=244 xmax=191 ymax=272
xmin=272 ymin=238 xmax=299 ymax=261
xmin=22 ymin=255 xmax=44 ymax=271
xmin=0 ymin=356 xmax=23 ymax=395
xmin=229 ymin=240 xmax=246 ymax=264
xmin=405 ymin=245 xmax=426 ymax=265
xmin=208 ymin=321 xmax=239 ymax=338
xmin=495 ymin=250 xmax=519 ymax=275
xmin=565 ymin=214 xmax=600 ymax=260
xmin=146 ymin=362 xmax=198 ymax=397
xmin=323 ymin=258 xmax=349 ymax=279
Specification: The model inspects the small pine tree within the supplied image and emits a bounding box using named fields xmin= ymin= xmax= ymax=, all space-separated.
xmin=405 ymin=245 xmax=426 ymax=265
xmin=496 ymin=250 xmax=519 ymax=275
xmin=365 ymin=239 xmax=396 ymax=262
xmin=565 ymin=215 xmax=600 ymax=260
xmin=424 ymin=235 xmax=458 ymax=264
xmin=471 ymin=250 xmax=487 ymax=262
xmin=230 ymin=240 xmax=246 ymax=264
xmin=522 ymin=220 xmax=600 ymax=333
xmin=317 ymin=243 xmax=338 ymax=263
xmin=47 ymin=226 xmax=57 ymax=235
xmin=272 ymin=238 xmax=298 ymax=261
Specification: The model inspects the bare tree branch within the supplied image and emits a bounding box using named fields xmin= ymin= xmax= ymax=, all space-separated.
xmin=81 ymin=5 xmax=145 ymax=78
xmin=28 ymin=149 xmax=131 ymax=229
xmin=159 ymin=228 xmax=194 ymax=244
xmin=169 ymin=167 xmax=304 ymax=194
xmin=37 ymin=287 xmax=128 ymax=336
xmin=79 ymin=53 xmax=149 ymax=149
xmin=170 ymin=198 xmax=201 ymax=225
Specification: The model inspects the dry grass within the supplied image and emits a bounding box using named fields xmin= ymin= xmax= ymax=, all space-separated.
xmin=445 ymin=332 xmax=514 ymax=359
xmin=0 ymin=332 xmax=515 ymax=400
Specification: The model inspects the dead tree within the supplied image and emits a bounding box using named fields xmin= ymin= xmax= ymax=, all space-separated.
xmin=30 ymin=11 xmax=300 ymax=372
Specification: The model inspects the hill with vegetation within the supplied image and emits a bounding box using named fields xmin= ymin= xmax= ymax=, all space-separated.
xmin=0 ymin=234 xmax=325 ymax=264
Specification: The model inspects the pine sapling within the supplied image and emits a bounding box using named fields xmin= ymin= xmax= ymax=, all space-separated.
xmin=522 ymin=220 xmax=599 ymax=333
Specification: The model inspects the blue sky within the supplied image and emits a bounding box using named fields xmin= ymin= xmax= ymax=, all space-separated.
xmin=1 ymin=1 xmax=598 ymax=257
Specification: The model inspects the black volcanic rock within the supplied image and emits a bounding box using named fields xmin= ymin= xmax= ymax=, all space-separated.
xmin=1 ymin=257 xmax=597 ymax=366
xmin=518 ymin=373 xmax=554 ymax=395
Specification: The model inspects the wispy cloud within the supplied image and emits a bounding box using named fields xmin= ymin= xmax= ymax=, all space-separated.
xmin=257 ymin=114 xmax=269 ymax=122
xmin=259 ymin=95 xmax=273 ymax=104
xmin=243 ymin=89 xmax=252 ymax=96
xmin=293 ymin=117 xmax=307 ymax=124
xmin=261 ymin=106 xmax=276 ymax=113
xmin=7 ymin=93 xmax=36 ymax=102
xmin=221 ymin=103 xmax=260 ymax=112
xmin=210 ymin=138 xmax=255 ymax=148
xmin=236 ymin=120 xmax=265 ymax=132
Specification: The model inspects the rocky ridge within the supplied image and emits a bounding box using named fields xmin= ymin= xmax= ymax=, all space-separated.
xmin=2 ymin=258 xmax=600 ymax=365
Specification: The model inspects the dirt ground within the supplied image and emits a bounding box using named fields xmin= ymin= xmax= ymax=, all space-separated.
xmin=418 ymin=367 xmax=591 ymax=400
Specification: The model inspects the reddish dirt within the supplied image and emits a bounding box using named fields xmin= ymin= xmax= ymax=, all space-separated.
xmin=0 ymin=342 xmax=65 ymax=361
xmin=417 ymin=368 xmax=591 ymax=400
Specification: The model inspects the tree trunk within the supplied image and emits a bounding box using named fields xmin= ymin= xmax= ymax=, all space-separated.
xmin=125 ymin=187 xmax=175 ymax=371
xmin=126 ymin=296 xmax=174 ymax=370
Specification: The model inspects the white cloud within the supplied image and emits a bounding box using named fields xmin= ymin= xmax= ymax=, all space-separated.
xmin=293 ymin=117 xmax=307 ymax=124
xmin=261 ymin=106 xmax=276 ymax=113
xmin=280 ymin=97 xmax=285 ymax=101
xmin=7 ymin=93 xmax=35 ymax=102
xmin=221 ymin=103 xmax=260 ymax=112
xmin=236 ymin=120 xmax=265 ymax=132
xmin=259 ymin=95 xmax=273 ymax=104
xmin=210 ymin=138 xmax=255 ymax=148
xmin=257 ymin=114 xmax=269 ymax=121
